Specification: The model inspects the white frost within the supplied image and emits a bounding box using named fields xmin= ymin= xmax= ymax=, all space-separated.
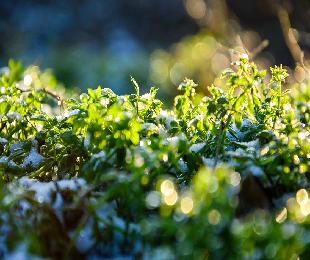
xmin=242 ymin=140 xmax=260 ymax=150
xmin=141 ymin=123 xmax=159 ymax=134
xmin=202 ymin=157 xmax=216 ymax=167
xmin=178 ymin=158 xmax=188 ymax=173
xmin=21 ymin=147 xmax=44 ymax=168
xmin=9 ymin=142 xmax=24 ymax=153
xmin=75 ymin=219 xmax=95 ymax=253
xmin=4 ymin=243 xmax=41 ymax=260
xmin=18 ymin=177 xmax=55 ymax=203
xmin=56 ymin=178 xmax=86 ymax=190
xmin=158 ymin=109 xmax=176 ymax=128
xmin=0 ymin=156 xmax=8 ymax=164
xmin=0 ymin=137 xmax=8 ymax=145
xmin=247 ymin=164 xmax=264 ymax=177
xmin=84 ymin=132 xmax=91 ymax=149
xmin=190 ymin=142 xmax=205 ymax=153
xmin=18 ymin=177 xmax=86 ymax=204
xmin=65 ymin=109 xmax=80 ymax=118
xmin=167 ymin=136 xmax=181 ymax=148
xmin=7 ymin=112 xmax=22 ymax=121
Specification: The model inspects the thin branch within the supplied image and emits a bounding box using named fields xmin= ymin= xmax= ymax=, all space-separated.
xmin=42 ymin=87 xmax=65 ymax=110
xmin=276 ymin=5 xmax=306 ymax=68
xmin=17 ymin=86 xmax=65 ymax=109
xmin=249 ymin=40 xmax=269 ymax=60
xmin=228 ymin=36 xmax=269 ymax=62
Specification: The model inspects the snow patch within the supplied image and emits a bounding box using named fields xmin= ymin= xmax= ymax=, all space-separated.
xmin=75 ymin=219 xmax=95 ymax=253
xmin=65 ymin=109 xmax=80 ymax=118
xmin=247 ymin=164 xmax=264 ymax=177
xmin=166 ymin=135 xmax=185 ymax=148
xmin=21 ymin=148 xmax=44 ymax=168
xmin=0 ymin=138 xmax=8 ymax=146
xmin=202 ymin=157 xmax=216 ymax=167
xmin=9 ymin=142 xmax=24 ymax=153
xmin=0 ymin=156 xmax=8 ymax=164
xmin=7 ymin=112 xmax=22 ymax=122
xmin=178 ymin=159 xmax=188 ymax=173
xmin=56 ymin=178 xmax=86 ymax=190
xmin=84 ymin=132 xmax=91 ymax=149
xmin=141 ymin=123 xmax=159 ymax=134
xmin=158 ymin=110 xmax=176 ymax=128
xmin=18 ymin=177 xmax=86 ymax=204
xmin=4 ymin=243 xmax=41 ymax=260
xmin=190 ymin=142 xmax=205 ymax=153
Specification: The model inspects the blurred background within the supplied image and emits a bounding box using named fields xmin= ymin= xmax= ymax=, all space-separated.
xmin=1 ymin=0 xmax=310 ymax=100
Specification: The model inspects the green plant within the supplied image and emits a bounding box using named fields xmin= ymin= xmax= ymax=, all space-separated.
xmin=0 ymin=58 xmax=309 ymax=259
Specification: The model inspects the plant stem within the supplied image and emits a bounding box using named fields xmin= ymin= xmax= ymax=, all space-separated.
xmin=213 ymin=114 xmax=232 ymax=168
xmin=273 ymin=82 xmax=281 ymax=129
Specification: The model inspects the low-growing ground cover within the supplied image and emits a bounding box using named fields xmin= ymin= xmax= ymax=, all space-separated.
xmin=0 ymin=57 xmax=309 ymax=259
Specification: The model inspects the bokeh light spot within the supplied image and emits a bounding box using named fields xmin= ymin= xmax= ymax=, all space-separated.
xmin=160 ymin=180 xmax=175 ymax=196
xmin=229 ymin=172 xmax=241 ymax=187
xmin=208 ymin=209 xmax=221 ymax=225
xmin=296 ymin=189 xmax=308 ymax=206
xmin=23 ymin=74 xmax=33 ymax=86
xmin=180 ymin=196 xmax=194 ymax=214
xmin=146 ymin=191 xmax=161 ymax=209
xmin=275 ymin=207 xmax=287 ymax=223
xmin=164 ymin=190 xmax=178 ymax=206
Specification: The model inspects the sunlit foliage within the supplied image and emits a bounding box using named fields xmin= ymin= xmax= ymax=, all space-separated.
xmin=0 ymin=58 xmax=309 ymax=258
